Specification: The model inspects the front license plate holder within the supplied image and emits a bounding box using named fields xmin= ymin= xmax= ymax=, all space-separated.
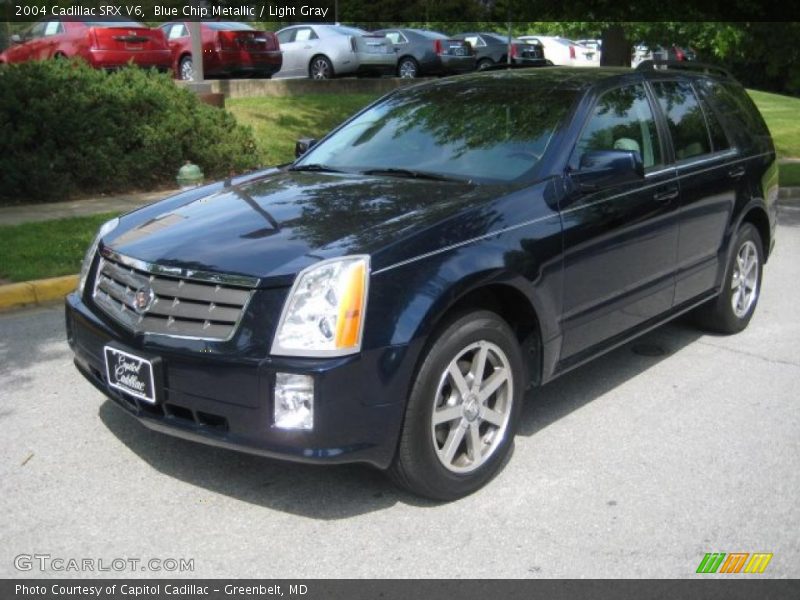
xmin=104 ymin=344 xmax=162 ymax=404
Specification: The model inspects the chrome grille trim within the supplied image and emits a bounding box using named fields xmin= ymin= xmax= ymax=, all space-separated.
xmin=92 ymin=249 xmax=255 ymax=341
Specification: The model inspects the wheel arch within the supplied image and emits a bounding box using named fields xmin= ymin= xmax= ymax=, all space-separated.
xmin=733 ymin=199 xmax=772 ymax=264
xmin=401 ymin=276 xmax=548 ymax=390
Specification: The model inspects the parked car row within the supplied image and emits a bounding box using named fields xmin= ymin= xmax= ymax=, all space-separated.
xmin=0 ymin=20 xmax=700 ymax=81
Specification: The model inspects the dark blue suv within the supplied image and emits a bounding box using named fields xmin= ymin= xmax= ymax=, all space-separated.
xmin=66 ymin=65 xmax=777 ymax=500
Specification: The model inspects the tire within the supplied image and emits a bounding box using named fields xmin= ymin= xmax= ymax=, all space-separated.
xmin=389 ymin=310 xmax=524 ymax=501
xmin=694 ymin=223 xmax=763 ymax=334
xmin=179 ymin=56 xmax=194 ymax=81
xmin=477 ymin=58 xmax=494 ymax=71
xmin=397 ymin=57 xmax=419 ymax=79
xmin=309 ymin=55 xmax=333 ymax=80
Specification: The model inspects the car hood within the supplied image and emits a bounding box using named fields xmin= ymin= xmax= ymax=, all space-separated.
xmin=105 ymin=170 xmax=499 ymax=285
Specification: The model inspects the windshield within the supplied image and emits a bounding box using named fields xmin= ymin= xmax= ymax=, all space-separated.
xmin=296 ymin=83 xmax=576 ymax=184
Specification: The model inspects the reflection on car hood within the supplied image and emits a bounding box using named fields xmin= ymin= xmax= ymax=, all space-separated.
xmin=105 ymin=169 xmax=497 ymax=284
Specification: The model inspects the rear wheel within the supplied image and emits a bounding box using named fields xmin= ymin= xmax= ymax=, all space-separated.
xmin=309 ymin=55 xmax=333 ymax=79
xmin=389 ymin=310 xmax=524 ymax=501
xmin=477 ymin=58 xmax=494 ymax=71
xmin=694 ymin=223 xmax=763 ymax=334
xmin=179 ymin=56 xmax=194 ymax=81
xmin=398 ymin=57 xmax=419 ymax=78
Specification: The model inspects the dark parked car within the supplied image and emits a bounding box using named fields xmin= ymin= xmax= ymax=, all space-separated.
xmin=66 ymin=66 xmax=776 ymax=500
xmin=158 ymin=21 xmax=281 ymax=80
xmin=0 ymin=20 xmax=171 ymax=71
xmin=373 ymin=28 xmax=475 ymax=78
xmin=452 ymin=32 xmax=544 ymax=70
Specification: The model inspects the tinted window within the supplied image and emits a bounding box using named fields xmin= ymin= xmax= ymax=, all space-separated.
xmin=696 ymin=90 xmax=730 ymax=152
xmin=652 ymin=80 xmax=711 ymax=161
xmin=573 ymin=84 xmax=662 ymax=170
xmin=700 ymin=80 xmax=771 ymax=144
xmin=298 ymin=85 xmax=578 ymax=184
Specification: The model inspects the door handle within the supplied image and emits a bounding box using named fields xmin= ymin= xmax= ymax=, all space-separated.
xmin=728 ymin=166 xmax=746 ymax=179
xmin=653 ymin=187 xmax=679 ymax=203
xmin=303 ymin=45 xmax=312 ymax=49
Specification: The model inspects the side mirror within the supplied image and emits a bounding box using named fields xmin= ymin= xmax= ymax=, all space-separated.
xmin=571 ymin=149 xmax=644 ymax=192
xmin=295 ymin=137 xmax=317 ymax=159
xmin=11 ymin=34 xmax=23 ymax=44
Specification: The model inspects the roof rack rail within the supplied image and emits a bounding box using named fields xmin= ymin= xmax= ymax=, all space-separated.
xmin=635 ymin=59 xmax=733 ymax=79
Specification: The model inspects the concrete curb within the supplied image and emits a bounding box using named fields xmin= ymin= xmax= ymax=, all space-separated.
xmin=0 ymin=275 xmax=77 ymax=311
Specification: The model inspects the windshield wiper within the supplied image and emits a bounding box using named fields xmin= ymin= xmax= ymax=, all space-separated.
xmin=288 ymin=164 xmax=346 ymax=173
xmin=360 ymin=168 xmax=468 ymax=183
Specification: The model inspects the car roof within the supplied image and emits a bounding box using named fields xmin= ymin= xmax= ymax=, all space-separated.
xmin=393 ymin=66 xmax=725 ymax=95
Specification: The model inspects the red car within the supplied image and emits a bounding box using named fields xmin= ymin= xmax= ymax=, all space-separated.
xmin=158 ymin=22 xmax=282 ymax=80
xmin=0 ymin=20 xmax=172 ymax=71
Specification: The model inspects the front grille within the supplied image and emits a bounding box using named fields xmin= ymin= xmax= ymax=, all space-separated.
xmin=92 ymin=252 xmax=254 ymax=341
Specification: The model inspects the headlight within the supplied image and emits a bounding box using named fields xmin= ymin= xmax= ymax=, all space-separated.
xmin=77 ymin=217 xmax=119 ymax=295
xmin=271 ymin=256 xmax=369 ymax=357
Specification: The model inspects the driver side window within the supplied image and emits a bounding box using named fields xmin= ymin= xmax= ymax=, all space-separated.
xmin=572 ymin=83 xmax=662 ymax=171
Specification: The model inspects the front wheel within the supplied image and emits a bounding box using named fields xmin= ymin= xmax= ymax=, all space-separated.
xmin=389 ymin=310 xmax=524 ymax=501
xmin=694 ymin=223 xmax=763 ymax=334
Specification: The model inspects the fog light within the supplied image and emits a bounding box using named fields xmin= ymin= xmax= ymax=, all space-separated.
xmin=274 ymin=373 xmax=314 ymax=430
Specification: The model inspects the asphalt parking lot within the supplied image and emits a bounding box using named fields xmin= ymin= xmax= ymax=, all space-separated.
xmin=1 ymin=206 xmax=799 ymax=579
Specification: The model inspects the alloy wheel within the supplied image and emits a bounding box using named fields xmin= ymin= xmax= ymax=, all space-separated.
xmin=731 ymin=240 xmax=759 ymax=318
xmin=399 ymin=60 xmax=417 ymax=78
xmin=430 ymin=341 xmax=513 ymax=474
xmin=180 ymin=58 xmax=194 ymax=81
xmin=311 ymin=58 xmax=331 ymax=79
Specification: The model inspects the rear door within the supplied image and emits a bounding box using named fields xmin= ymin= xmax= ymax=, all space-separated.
xmin=559 ymin=81 xmax=680 ymax=361
xmin=650 ymin=78 xmax=738 ymax=306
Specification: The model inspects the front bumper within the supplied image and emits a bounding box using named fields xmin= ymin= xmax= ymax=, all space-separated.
xmin=65 ymin=292 xmax=407 ymax=469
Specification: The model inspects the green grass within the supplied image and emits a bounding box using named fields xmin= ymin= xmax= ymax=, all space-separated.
xmin=226 ymin=94 xmax=380 ymax=165
xmin=749 ymin=89 xmax=800 ymax=159
xmin=0 ymin=213 xmax=119 ymax=282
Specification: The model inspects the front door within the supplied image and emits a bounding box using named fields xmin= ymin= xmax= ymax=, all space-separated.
xmin=559 ymin=82 xmax=680 ymax=362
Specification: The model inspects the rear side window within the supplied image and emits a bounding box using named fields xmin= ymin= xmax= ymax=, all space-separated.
xmin=572 ymin=83 xmax=663 ymax=170
xmin=700 ymin=80 xmax=772 ymax=151
xmin=696 ymin=91 xmax=731 ymax=152
xmin=652 ymin=80 xmax=711 ymax=161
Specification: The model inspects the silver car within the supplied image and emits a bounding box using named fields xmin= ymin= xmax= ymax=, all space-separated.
xmin=275 ymin=24 xmax=396 ymax=79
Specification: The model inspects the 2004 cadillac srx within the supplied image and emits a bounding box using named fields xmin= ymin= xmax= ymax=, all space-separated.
xmin=66 ymin=65 xmax=777 ymax=500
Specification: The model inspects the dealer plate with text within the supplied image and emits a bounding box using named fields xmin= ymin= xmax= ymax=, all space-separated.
xmin=104 ymin=346 xmax=157 ymax=404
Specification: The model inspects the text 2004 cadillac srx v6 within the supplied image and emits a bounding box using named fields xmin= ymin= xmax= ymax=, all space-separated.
xmin=66 ymin=66 xmax=777 ymax=500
